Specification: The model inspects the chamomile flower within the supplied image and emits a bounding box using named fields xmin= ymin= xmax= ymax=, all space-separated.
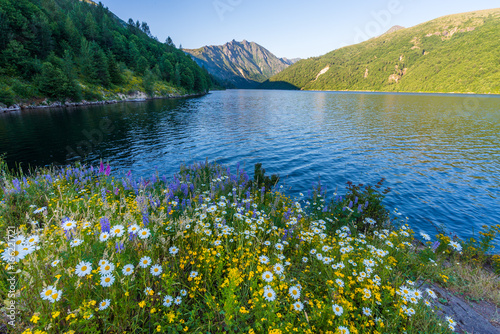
xmin=150 ymin=264 xmax=162 ymax=276
xmin=273 ymin=263 xmax=284 ymax=275
xmin=420 ymin=232 xmax=431 ymax=241
xmin=100 ymin=261 xmax=115 ymax=275
xmin=189 ymin=271 xmax=198 ymax=278
xmin=75 ymin=261 xmax=92 ymax=277
xmin=262 ymin=271 xmax=273 ymax=282
xmin=82 ymin=222 xmax=92 ymax=229
xmin=332 ymin=304 xmax=343 ymax=316
xmin=180 ymin=289 xmax=187 ymax=297
xmin=51 ymin=260 xmax=60 ymax=267
xmin=264 ymin=241 xmax=271 ymax=246
xmin=446 ymin=316 xmax=456 ymax=328
xmin=48 ymin=289 xmax=62 ymax=303
xmin=362 ymin=307 xmax=372 ymax=316
xmin=289 ymin=286 xmax=300 ymax=300
xmin=62 ymin=220 xmax=77 ymax=231
xmin=302 ymin=257 xmax=308 ymax=263
xmin=26 ymin=235 xmax=39 ymax=245
xmin=338 ymin=326 xmax=349 ymax=334
xmin=426 ymin=288 xmax=437 ymax=299
xmin=259 ymin=255 xmax=269 ymax=264
xmin=449 ymin=241 xmax=462 ymax=252
xmin=144 ymin=287 xmax=153 ymax=295
xmin=128 ymin=224 xmax=140 ymax=234
xmin=174 ymin=296 xmax=182 ymax=305
xmin=275 ymin=243 xmax=284 ymax=251
xmin=139 ymin=256 xmax=152 ymax=268
xmin=292 ymin=301 xmax=304 ymax=311
xmin=169 ymin=246 xmax=179 ymax=255
xmin=99 ymin=299 xmax=110 ymax=310
xmin=163 ymin=295 xmax=173 ymax=307
xmin=122 ymin=264 xmax=134 ymax=276
xmin=110 ymin=225 xmax=125 ymax=237
xmin=138 ymin=228 xmax=151 ymax=239
xmin=99 ymin=232 xmax=110 ymax=242
xmin=70 ymin=239 xmax=83 ymax=247
xmin=263 ymin=287 xmax=276 ymax=302
xmin=40 ymin=286 xmax=56 ymax=301
xmin=100 ymin=274 xmax=115 ymax=287
xmin=364 ymin=218 xmax=376 ymax=225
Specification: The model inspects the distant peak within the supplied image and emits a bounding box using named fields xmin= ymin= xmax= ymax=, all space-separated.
xmin=383 ymin=25 xmax=405 ymax=35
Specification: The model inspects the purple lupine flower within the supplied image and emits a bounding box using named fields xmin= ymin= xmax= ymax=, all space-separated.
xmin=129 ymin=232 xmax=136 ymax=241
xmin=127 ymin=170 xmax=132 ymax=177
xmin=354 ymin=197 xmax=358 ymax=204
xmin=101 ymin=188 xmax=106 ymax=203
xmin=348 ymin=201 xmax=353 ymax=209
xmin=358 ymin=204 xmax=363 ymax=212
xmin=115 ymin=242 xmax=125 ymax=253
xmin=114 ymin=188 xmax=119 ymax=195
xmin=99 ymin=161 xmax=105 ymax=173
xmin=12 ymin=179 xmax=21 ymax=192
xmin=142 ymin=212 xmax=149 ymax=227
xmin=364 ymin=201 xmax=369 ymax=208
xmin=431 ymin=241 xmax=440 ymax=252
xmin=105 ymin=164 xmax=111 ymax=176
xmin=100 ymin=217 xmax=111 ymax=233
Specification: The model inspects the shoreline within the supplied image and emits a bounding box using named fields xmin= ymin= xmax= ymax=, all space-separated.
xmin=0 ymin=91 xmax=208 ymax=113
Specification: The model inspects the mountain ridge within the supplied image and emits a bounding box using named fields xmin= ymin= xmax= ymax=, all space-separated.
xmin=184 ymin=40 xmax=299 ymax=88
xmin=262 ymin=8 xmax=500 ymax=94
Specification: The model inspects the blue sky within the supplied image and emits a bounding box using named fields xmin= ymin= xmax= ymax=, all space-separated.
xmin=101 ymin=0 xmax=499 ymax=59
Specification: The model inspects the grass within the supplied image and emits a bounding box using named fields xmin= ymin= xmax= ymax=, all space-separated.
xmin=0 ymin=159 xmax=498 ymax=334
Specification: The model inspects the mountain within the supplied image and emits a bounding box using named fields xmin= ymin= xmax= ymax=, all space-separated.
xmin=184 ymin=40 xmax=299 ymax=88
xmin=263 ymin=8 xmax=500 ymax=94
xmin=0 ymin=0 xmax=215 ymax=107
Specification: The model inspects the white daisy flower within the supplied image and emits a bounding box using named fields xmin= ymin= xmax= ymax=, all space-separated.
xmin=420 ymin=232 xmax=431 ymax=241
xmin=263 ymin=241 xmax=271 ymax=246
xmin=180 ymin=289 xmax=187 ymax=296
xmin=449 ymin=241 xmax=462 ymax=252
xmin=292 ymin=301 xmax=304 ymax=311
xmin=174 ymin=296 xmax=182 ymax=305
xmin=338 ymin=326 xmax=349 ymax=334
xmin=99 ymin=232 xmax=110 ymax=242
xmin=138 ymin=228 xmax=151 ymax=239
xmin=144 ymin=287 xmax=153 ymax=295
xmin=62 ymin=220 xmax=77 ymax=231
xmin=128 ymin=224 xmax=140 ymax=234
xmin=82 ymin=222 xmax=92 ymax=229
xmin=274 ymin=243 xmax=284 ymax=251
xmin=263 ymin=287 xmax=276 ymax=302
xmin=110 ymin=225 xmax=125 ymax=237
xmin=51 ymin=259 xmax=60 ymax=267
xmin=426 ymin=288 xmax=437 ymax=299
xmin=75 ymin=261 xmax=92 ymax=277
xmin=100 ymin=261 xmax=115 ymax=275
xmin=139 ymin=256 xmax=152 ymax=268
xmin=364 ymin=218 xmax=376 ymax=225
xmin=99 ymin=299 xmax=110 ymax=310
xmin=302 ymin=257 xmax=308 ymax=263
xmin=70 ymin=239 xmax=83 ymax=247
xmin=150 ymin=264 xmax=162 ymax=276
xmin=273 ymin=263 xmax=284 ymax=275
xmin=40 ymin=285 xmax=55 ymax=301
xmin=169 ymin=246 xmax=179 ymax=255
xmin=288 ymin=286 xmax=300 ymax=300
xmin=332 ymin=304 xmax=343 ymax=316
xmin=26 ymin=235 xmax=39 ymax=245
xmin=362 ymin=307 xmax=371 ymax=316
xmin=122 ymin=264 xmax=134 ymax=276
xmin=48 ymin=289 xmax=62 ymax=303
xmin=100 ymin=274 xmax=115 ymax=287
xmin=189 ymin=271 xmax=198 ymax=278
xmin=262 ymin=271 xmax=273 ymax=283
xmin=163 ymin=295 xmax=173 ymax=307
xmin=259 ymin=255 xmax=269 ymax=264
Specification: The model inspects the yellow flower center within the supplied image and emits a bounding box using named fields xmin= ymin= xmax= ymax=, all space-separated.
xmin=16 ymin=240 xmax=22 ymax=245
xmin=105 ymin=265 xmax=110 ymax=271
xmin=267 ymin=292 xmax=272 ymax=298
xmin=105 ymin=278 xmax=110 ymax=283
xmin=45 ymin=290 xmax=52 ymax=296
xmin=51 ymin=293 xmax=58 ymax=300
xmin=81 ymin=266 xmax=87 ymax=271
xmin=101 ymin=302 xmax=106 ymax=307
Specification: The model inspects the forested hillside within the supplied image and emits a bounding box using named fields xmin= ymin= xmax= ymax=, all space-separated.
xmin=0 ymin=0 xmax=216 ymax=107
xmin=263 ymin=8 xmax=500 ymax=94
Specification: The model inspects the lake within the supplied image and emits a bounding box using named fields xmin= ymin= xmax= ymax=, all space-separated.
xmin=1 ymin=90 xmax=499 ymax=242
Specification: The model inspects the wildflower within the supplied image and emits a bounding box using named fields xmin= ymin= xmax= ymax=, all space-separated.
xmin=75 ymin=261 xmax=92 ymax=277
xmin=128 ymin=224 xmax=140 ymax=234
xmin=110 ymin=225 xmax=125 ymax=237
xmin=426 ymin=288 xmax=437 ymax=299
xmin=40 ymin=286 xmax=56 ymax=301
xmin=364 ymin=218 xmax=376 ymax=225
xmin=420 ymin=232 xmax=431 ymax=241
xmin=292 ymin=301 xmax=304 ymax=311
xmin=264 ymin=241 xmax=271 ymax=246
xmin=139 ymin=301 xmax=146 ymax=308
xmin=62 ymin=220 xmax=77 ymax=231
xmin=332 ymin=304 xmax=343 ymax=316
xmin=48 ymin=289 xmax=62 ymax=303
xmin=189 ymin=271 xmax=198 ymax=278
xmin=100 ymin=261 xmax=115 ymax=275
xmin=30 ymin=314 xmax=40 ymax=324
xmin=26 ymin=235 xmax=39 ymax=245
xmin=100 ymin=274 xmax=115 ymax=287
xmin=51 ymin=260 xmax=60 ymax=267
xmin=362 ymin=307 xmax=371 ymax=316
xmin=288 ymin=286 xmax=300 ymax=300
xmin=138 ymin=228 xmax=151 ymax=239
xmin=335 ymin=278 xmax=344 ymax=287
xmin=174 ymin=296 xmax=182 ymax=305
xmin=275 ymin=243 xmax=284 ymax=251
xmin=70 ymin=239 xmax=83 ymax=247
xmin=262 ymin=271 xmax=273 ymax=282
xmin=180 ymin=289 xmax=187 ymax=296
xmin=302 ymin=257 xmax=308 ymax=263
xmin=405 ymin=307 xmax=415 ymax=316
xmin=449 ymin=241 xmax=462 ymax=252
xmin=150 ymin=265 xmax=162 ymax=276
xmin=259 ymin=255 xmax=269 ymax=264
xmin=263 ymin=287 xmax=276 ymax=302
xmin=139 ymin=256 xmax=152 ymax=268
xmin=273 ymin=263 xmax=284 ymax=275
xmin=144 ymin=287 xmax=153 ymax=295
xmin=99 ymin=299 xmax=110 ymax=310
xmin=99 ymin=232 xmax=110 ymax=242
xmin=163 ymin=295 xmax=173 ymax=307
xmin=338 ymin=326 xmax=350 ymax=334
xmin=82 ymin=222 xmax=92 ymax=229
xmin=424 ymin=300 xmax=431 ymax=307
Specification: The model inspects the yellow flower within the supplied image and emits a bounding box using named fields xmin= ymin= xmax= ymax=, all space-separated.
xmin=183 ymin=327 xmax=188 ymax=332
xmin=167 ymin=312 xmax=175 ymax=323
xmin=125 ymin=292 xmax=130 ymax=297
xmin=156 ymin=325 xmax=162 ymax=332
xmin=139 ymin=301 xmax=146 ymax=308
xmin=52 ymin=311 xmax=60 ymax=319
xmin=30 ymin=314 xmax=40 ymax=323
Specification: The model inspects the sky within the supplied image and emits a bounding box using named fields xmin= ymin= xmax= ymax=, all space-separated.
xmin=101 ymin=0 xmax=499 ymax=59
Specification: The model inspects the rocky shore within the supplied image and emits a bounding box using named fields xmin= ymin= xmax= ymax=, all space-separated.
xmin=0 ymin=92 xmax=208 ymax=113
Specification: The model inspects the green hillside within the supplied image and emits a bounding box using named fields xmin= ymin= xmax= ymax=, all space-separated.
xmin=263 ymin=8 xmax=500 ymax=94
xmin=185 ymin=40 xmax=298 ymax=89
xmin=0 ymin=0 xmax=216 ymax=107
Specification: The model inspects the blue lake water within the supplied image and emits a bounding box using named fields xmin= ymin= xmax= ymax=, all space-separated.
xmin=1 ymin=89 xmax=499 ymax=242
